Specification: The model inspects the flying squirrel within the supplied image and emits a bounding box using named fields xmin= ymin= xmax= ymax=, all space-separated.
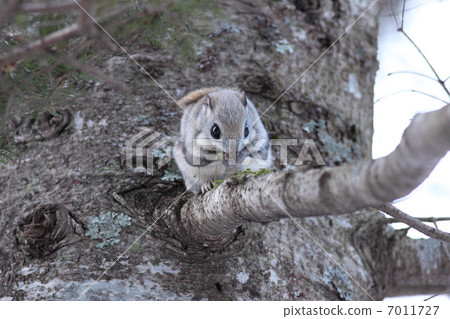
xmin=173 ymin=87 xmax=272 ymax=194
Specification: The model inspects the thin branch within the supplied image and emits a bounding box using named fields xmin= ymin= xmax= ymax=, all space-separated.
xmin=374 ymin=89 xmax=448 ymax=105
xmin=0 ymin=23 xmax=81 ymax=67
xmin=0 ymin=0 xmax=97 ymax=68
xmin=431 ymin=218 xmax=439 ymax=230
xmin=179 ymin=104 xmax=450 ymax=243
xmin=399 ymin=30 xmax=448 ymax=94
xmin=398 ymin=0 xmax=450 ymax=98
xmin=388 ymin=0 xmax=399 ymax=26
xmin=400 ymin=0 xmax=406 ymax=31
xmin=424 ymin=288 xmax=450 ymax=301
xmin=387 ymin=71 xmax=439 ymax=83
xmin=377 ymin=204 xmax=450 ymax=242
xmin=380 ymin=1 xmax=437 ymax=18
xmin=384 ymin=217 xmax=450 ymax=224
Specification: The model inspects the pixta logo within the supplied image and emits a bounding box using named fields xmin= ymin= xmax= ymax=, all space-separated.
xmin=125 ymin=129 xmax=171 ymax=175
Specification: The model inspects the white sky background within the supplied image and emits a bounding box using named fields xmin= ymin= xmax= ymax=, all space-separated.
xmin=375 ymin=0 xmax=449 ymax=301
xmin=374 ymin=0 xmax=450 ymax=239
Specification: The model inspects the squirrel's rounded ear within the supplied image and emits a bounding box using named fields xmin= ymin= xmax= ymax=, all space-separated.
xmin=205 ymin=94 xmax=215 ymax=110
xmin=239 ymin=90 xmax=247 ymax=107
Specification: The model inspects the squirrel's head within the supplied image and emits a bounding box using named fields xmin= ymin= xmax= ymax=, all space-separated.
xmin=199 ymin=89 xmax=251 ymax=154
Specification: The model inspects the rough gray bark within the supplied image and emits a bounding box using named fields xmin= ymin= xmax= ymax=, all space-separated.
xmin=0 ymin=0 xmax=448 ymax=301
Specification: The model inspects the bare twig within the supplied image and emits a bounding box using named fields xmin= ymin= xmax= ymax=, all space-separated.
xmin=0 ymin=0 xmax=98 ymax=68
xmin=374 ymin=89 xmax=448 ymax=104
xmin=387 ymin=71 xmax=440 ymax=83
xmin=399 ymin=30 xmax=449 ymax=97
xmin=388 ymin=0 xmax=399 ymax=26
xmin=398 ymin=0 xmax=450 ymax=98
xmin=377 ymin=204 xmax=450 ymax=242
xmin=431 ymin=218 xmax=439 ymax=230
xmin=381 ymin=1 xmax=438 ymax=18
xmin=423 ymin=288 xmax=450 ymax=301
xmin=400 ymin=0 xmax=406 ymax=30
xmin=384 ymin=217 xmax=450 ymax=224
xmin=0 ymin=23 xmax=81 ymax=67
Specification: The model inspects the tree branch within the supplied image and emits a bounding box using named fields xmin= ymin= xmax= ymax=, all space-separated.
xmin=374 ymin=90 xmax=448 ymax=105
xmin=377 ymin=204 xmax=450 ymax=242
xmin=0 ymin=0 xmax=95 ymax=67
xmin=0 ymin=23 xmax=81 ymax=67
xmin=423 ymin=288 xmax=450 ymax=301
xmin=399 ymin=29 xmax=450 ymax=98
xmin=398 ymin=0 xmax=450 ymax=98
xmin=179 ymin=104 xmax=450 ymax=243
xmin=387 ymin=71 xmax=441 ymax=83
xmin=384 ymin=217 xmax=450 ymax=224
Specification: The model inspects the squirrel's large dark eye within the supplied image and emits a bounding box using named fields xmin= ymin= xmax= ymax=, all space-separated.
xmin=211 ymin=124 xmax=221 ymax=139
xmin=244 ymin=123 xmax=250 ymax=138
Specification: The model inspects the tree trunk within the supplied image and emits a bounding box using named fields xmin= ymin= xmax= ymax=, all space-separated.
xmin=0 ymin=0 xmax=448 ymax=301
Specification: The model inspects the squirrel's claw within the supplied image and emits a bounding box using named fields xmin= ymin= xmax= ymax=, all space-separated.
xmin=201 ymin=180 xmax=214 ymax=194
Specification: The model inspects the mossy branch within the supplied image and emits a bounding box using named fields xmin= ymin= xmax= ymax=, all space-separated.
xmin=179 ymin=104 xmax=450 ymax=243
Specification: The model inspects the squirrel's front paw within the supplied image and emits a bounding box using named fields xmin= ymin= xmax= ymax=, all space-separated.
xmin=201 ymin=180 xmax=215 ymax=194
